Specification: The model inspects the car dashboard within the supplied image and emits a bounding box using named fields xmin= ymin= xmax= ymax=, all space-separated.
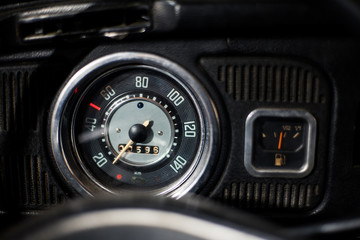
xmin=0 ymin=0 xmax=360 ymax=239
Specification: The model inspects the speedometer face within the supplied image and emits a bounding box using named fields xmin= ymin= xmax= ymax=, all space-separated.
xmin=50 ymin=52 xmax=219 ymax=197
xmin=74 ymin=67 xmax=200 ymax=190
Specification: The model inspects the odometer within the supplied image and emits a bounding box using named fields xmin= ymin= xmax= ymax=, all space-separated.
xmin=49 ymin=52 xmax=219 ymax=197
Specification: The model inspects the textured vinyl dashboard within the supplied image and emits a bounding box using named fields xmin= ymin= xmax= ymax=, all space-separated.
xmin=0 ymin=0 xmax=360 ymax=238
xmin=0 ymin=60 xmax=70 ymax=210
xmin=0 ymin=39 xmax=334 ymax=213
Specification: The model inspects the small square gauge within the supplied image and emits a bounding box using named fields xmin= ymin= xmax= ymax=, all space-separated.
xmin=244 ymin=109 xmax=316 ymax=178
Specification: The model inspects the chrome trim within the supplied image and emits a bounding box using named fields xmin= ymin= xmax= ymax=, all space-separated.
xmin=244 ymin=108 xmax=316 ymax=178
xmin=50 ymin=52 xmax=219 ymax=198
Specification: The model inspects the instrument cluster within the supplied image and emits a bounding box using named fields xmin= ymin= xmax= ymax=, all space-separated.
xmin=49 ymin=52 xmax=219 ymax=198
xmin=46 ymin=44 xmax=332 ymax=212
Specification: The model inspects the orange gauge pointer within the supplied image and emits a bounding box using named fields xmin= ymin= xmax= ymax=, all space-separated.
xmin=278 ymin=131 xmax=284 ymax=150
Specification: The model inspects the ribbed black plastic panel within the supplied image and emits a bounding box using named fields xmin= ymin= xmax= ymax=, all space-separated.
xmin=21 ymin=155 xmax=65 ymax=206
xmin=201 ymin=56 xmax=331 ymax=211
xmin=0 ymin=67 xmax=37 ymax=132
xmin=0 ymin=65 xmax=66 ymax=211
xmin=222 ymin=182 xmax=320 ymax=209
xmin=202 ymin=57 xmax=327 ymax=104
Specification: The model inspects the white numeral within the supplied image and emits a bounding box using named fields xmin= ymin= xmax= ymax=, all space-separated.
xmin=85 ymin=117 xmax=97 ymax=132
xmin=100 ymin=85 xmax=115 ymax=100
xmin=167 ymin=88 xmax=184 ymax=106
xmin=92 ymin=153 xmax=108 ymax=168
xmin=170 ymin=156 xmax=187 ymax=173
xmin=184 ymin=121 xmax=196 ymax=137
xmin=135 ymin=76 xmax=149 ymax=88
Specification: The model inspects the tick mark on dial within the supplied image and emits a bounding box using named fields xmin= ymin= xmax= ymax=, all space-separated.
xmin=89 ymin=103 xmax=101 ymax=111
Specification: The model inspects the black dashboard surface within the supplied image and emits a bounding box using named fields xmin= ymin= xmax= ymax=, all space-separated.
xmin=0 ymin=0 xmax=360 ymax=239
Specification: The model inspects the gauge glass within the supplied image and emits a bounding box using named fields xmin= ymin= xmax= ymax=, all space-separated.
xmin=258 ymin=118 xmax=305 ymax=152
xmin=244 ymin=109 xmax=316 ymax=178
xmin=73 ymin=66 xmax=201 ymax=191
xmin=50 ymin=52 xmax=219 ymax=197
xmin=254 ymin=118 xmax=306 ymax=169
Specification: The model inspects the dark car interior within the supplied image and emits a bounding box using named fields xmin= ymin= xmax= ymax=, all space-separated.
xmin=0 ymin=0 xmax=360 ymax=239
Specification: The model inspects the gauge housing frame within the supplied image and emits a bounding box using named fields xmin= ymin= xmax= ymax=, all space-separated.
xmin=244 ymin=108 xmax=317 ymax=178
xmin=49 ymin=52 xmax=220 ymax=198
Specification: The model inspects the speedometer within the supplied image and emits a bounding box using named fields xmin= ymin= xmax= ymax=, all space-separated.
xmin=49 ymin=52 xmax=219 ymax=198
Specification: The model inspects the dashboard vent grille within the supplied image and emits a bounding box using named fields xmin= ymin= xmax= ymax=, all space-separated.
xmin=0 ymin=67 xmax=38 ymax=132
xmin=0 ymin=65 xmax=66 ymax=211
xmin=21 ymin=155 xmax=65 ymax=206
xmin=201 ymin=56 xmax=329 ymax=211
xmin=201 ymin=57 xmax=327 ymax=104
xmin=0 ymin=156 xmax=8 ymax=208
xmin=222 ymin=182 xmax=320 ymax=209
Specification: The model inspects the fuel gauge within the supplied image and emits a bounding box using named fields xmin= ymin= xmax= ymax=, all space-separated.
xmin=260 ymin=119 xmax=304 ymax=152
xmin=244 ymin=109 xmax=316 ymax=178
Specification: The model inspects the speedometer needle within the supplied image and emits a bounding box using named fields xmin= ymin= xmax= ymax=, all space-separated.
xmin=112 ymin=120 xmax=150 ymax=164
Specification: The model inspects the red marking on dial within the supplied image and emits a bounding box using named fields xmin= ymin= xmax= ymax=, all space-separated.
xmin=89 ymin=103 xmax=101 ymax=111
xmin=116 ymin=174 xmax=122 ymax=180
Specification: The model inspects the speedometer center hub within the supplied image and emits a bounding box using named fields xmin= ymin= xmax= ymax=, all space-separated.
xmin=129 ymin=124 xmax=149 ymax=143
xmin=104 ymin=97 xmax=176 ymax=167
